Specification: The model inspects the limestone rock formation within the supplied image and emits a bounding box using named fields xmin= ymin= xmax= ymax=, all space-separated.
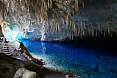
xmin=1 ymin=0 xmax=117 ymax=42
xmin=0 ymin=25 xmax=4 ymax=37
xmin=1 ymin=0 xmax=117 ymax=41
xmin=9 ymin=40 xmax=20 ymax=50
xmin=14 ymin=68 xmax=36 ymax=78
xmin=19 ymin=41 xmax=44 ymax=65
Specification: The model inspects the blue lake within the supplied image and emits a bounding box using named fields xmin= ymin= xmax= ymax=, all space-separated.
xmin=20 ymin=39 xmax=117 ymax=78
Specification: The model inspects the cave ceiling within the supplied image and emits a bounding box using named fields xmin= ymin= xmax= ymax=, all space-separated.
xmin=0 ymin=0 xmax=117 ymax=41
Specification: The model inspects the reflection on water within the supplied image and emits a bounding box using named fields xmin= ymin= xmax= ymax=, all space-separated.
xmin=41 ymin=42 xmax=46 ymax=54
xmin=20 ymin=39 xmax=117 ymax=78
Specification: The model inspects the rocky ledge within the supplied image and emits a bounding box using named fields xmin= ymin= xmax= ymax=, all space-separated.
xmin=0 ymin=40 xmax=67 ymax=78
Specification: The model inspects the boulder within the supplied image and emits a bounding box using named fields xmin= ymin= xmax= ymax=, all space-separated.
xmin=14 ymin=68 xmax=36 ymax=78
xmin=9 ymin=40 xmax=20 ymax=50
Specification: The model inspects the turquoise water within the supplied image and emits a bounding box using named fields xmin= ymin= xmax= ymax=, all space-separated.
xmin=20 ymin=39 xmax=117 ymax=78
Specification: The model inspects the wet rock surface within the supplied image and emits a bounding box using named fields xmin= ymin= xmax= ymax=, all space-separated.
xmin=14 ymin=68 xmax=36 ymax=78
xmin=0 ymin=53 xmax=66 ymax=78
xmin=0 ymin=38 xmax=66 ymax=78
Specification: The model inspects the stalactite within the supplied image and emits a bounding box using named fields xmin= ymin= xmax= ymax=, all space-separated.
xmin=80 ymin=33 xmax=82 ymax=39
xmin=115 ymin=24 xmax=116 ymax=28
xmin=104 ymin=31 xmax=106 ymax=37
xmin=78 ymin=26 xmax=80 ymax=37
xmin=66 ymin=15 xmax=69 ymax=26
xmin=50 ymin=0 xmax=52 ymax=8
xmin=89 ymin=27 xmax=91 ymax=35
xmin=83 ymin=29 xmax=85 ymax=36
xmin=69 ymin=31 xmax=71 ymax=40
xmin=103 ymin=23 xmax=105 ymax=28
xmin=75 ymin=0 xmax=79 ymax=11
xmin=101 ymin=27 xmax=103 ymax=35
xmin=72 ymin=10 xmax=74 ymax=16
xmin=72 ymin=31 xmax=73 ymax=40
xmin=81 ymin=21 xmax=83 ymax=31
xmin=73 ymin=22 xmax=76 ymax=33
xmin=84 ymin=21 xmax=86 ymax=28
xmin=48 ymin=0 xmax=49 ymax=7
xmin=62 ymin=18 xmax=64 ymax=25
xmin=99 ymin=24 xmax=101 ymax=33
xmin=55 ymin=22 xmax=57 ymax=33
xmin=82 ymin=0 xmax=84 ymax=8
xmin=46 ymin=24 xmax=49 ymax=33
xmin=70 ymin=19 xmax=72 ymax=27
xmin=77 ymin=0 xmax=79 ymax=9
xmin=115 ymin=28 xmax=117 ymax=36
xmin=92 ymin=27 xmax=94 ymax=37
xmin=111 ymin=33 xmax=113 ymax=37
xmin=96 ymin=29 xmax=97 ymax=37
xmin=67 ymin=29 xmax=69 ymax=37
xmin=111 ymin=0 xmax=112 ymax=12
xmin=108 ymin=23 xmax=110 ymax=37
xmin=75 ymin=28 xmax=77 ymax=36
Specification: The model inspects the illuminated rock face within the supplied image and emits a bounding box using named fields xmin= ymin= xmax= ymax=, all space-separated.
xmin=1 ymin=0 xmax=117 ymax=41
xmin=14 ymin=68 xmax=36 ymax=78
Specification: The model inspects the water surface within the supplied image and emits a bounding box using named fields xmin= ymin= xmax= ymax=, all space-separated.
xmin=20 ymin=39 xmax=117 ymax=78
